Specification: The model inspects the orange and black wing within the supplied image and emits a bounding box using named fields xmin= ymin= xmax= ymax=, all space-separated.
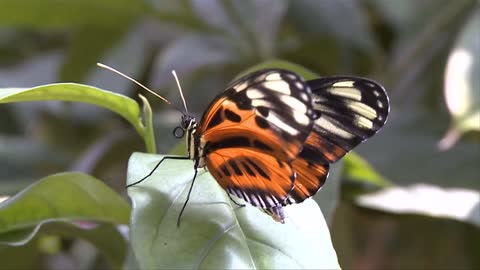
xmin=286 ymin=77 xmax=390 ymax=205
xmin=199 ymin=69 xmax=318 ymax=212
xmin=205 ymin=148 xmax=294 ymax=210
xmin=199 ymin=69 xmax=316 ymax=161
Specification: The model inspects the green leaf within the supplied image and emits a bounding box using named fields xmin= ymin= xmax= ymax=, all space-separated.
xmin=0 ymin=172 xmax=130 ymax=239
xmin=0 ymin=0 xmax=145 ymax=29
xmin=0 ymin=83 xmax=157 ymax=153
xmin=440 ymin=9 xmax=480 ymax=149
xmin=138 ymin=94 xmax=157 ymax=154
xmin=127 ymin=153 xmax=340 ymax=269
xmin=0 ymin=236 xmax=43 ymax=269
xmin=343 ymin=152 xmax=392 ymax=188
xmin=0 ymin=227 xmax=38 ymax=246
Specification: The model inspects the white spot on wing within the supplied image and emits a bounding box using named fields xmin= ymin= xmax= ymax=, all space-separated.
xmin=365 ymin=82 xmax=376 ymax=88
xmin=285 ymin=73 xmax=296 ymax=80
xmin=377 ymin=100 xmax=384 ymax=108
xmin=264 ymin=195 xmax=275 ymax=207
xmin=316 ymin=116 xmax=354 ymax=139
xmin=313 ymin=96 xmax=328 ymax=103
xmin=327 ymin=87 xmax=362 ymax=100
xmin=233 ymin=81 xmax=248 ymax=92
xmin=270 ymin=195 xmax=279 ymax=205
xmin=300 ymin=92 xmax=309 ymax=101
xmin=246 ymin=88 xmax=265 ymax=99
xmin=252 ymin=99 xmax=274 ymax=108
xmin=332 ymin=81 xmax=355 ymax=87
xmin=295 ymin=81 xmax=304 ymax=90
xmin=312 ymin=103 xmax=335 ymax=113
xmin=355 ymin=115 xmax=374 ymax=129
xmin=280 ymin=95 xmax=308 ymax=113
xmin=346 ymin=101 xmax=377 ymax=119
xmin=263 ymin=81 xmax=291 ymax=95
xmin=254 ymin=74 xmax=267 ymax=83
xmin=249 ymin=194 xmax=259 ymax=206
xmin=292 ymin=110 xmax=311 ymax=126
xmin=241 ymin=191 xmax=250 ymax=202
xmin=266 ymin=112 xmax=299 ymax=136
xmin=266 ymin=73 xmax=282 ymax=81
xmin=256 ymin=194 xmax=266 ymax=208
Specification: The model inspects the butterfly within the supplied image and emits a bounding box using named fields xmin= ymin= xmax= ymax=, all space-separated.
xmin=122 ymin=67 xmax=390 ymax=225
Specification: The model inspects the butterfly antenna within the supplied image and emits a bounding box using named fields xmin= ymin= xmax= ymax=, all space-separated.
xmin=171 ymin=70 xmax=189 ymax=115
xmin=97 ymin=63 xmax=184 ymax=113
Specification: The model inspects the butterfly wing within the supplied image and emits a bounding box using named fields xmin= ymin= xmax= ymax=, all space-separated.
xmin=205 ymin=148 xmax=294 ymax=210
xmin=199 ymin=69 xmax=316 ymax=161
xmin=199 ymin=69 xmax=318 ymax=218
xmin=286 ymin=76 xmax=390 ymax=205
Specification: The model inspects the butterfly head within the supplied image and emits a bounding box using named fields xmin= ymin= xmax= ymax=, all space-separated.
xmin=173 ymin=114 xmax=197 ymax=138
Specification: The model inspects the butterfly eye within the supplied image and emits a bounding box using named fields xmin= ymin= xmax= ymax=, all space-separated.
xmin=173 ymin=126 xmax=185 ymax=138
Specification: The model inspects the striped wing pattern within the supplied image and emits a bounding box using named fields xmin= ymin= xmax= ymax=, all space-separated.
xmin=200 ymin=69 xmax=316 ymax=210
xmin=286 ymin=77 xmax=390 ymax=205
xmin=199 ymin=71 xmax=389 ymax=221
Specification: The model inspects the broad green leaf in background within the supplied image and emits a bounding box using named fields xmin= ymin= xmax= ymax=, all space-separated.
xmin=440 ymin=10 xmax=480 ymax=149
xmin=0 ymin=0 xmax=145 ymax=29
xmin=0 ymin=172 xmax=130 ymax=244
xmin=127 ymin=153 xmax=340 ymax=269
xmin=0 ymin=83 xmax=156 ymax=153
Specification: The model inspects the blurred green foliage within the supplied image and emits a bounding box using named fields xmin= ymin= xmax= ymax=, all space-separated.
xmin=0 ymin=0 xmax=479 ymax=269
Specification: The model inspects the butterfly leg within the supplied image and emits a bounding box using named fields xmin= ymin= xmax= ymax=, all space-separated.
xmin=177 ymin=167 xmax=199 ymax=227
xmin=126 ymin=155 xmax=190 ymax=188
xmin=226 ymin=192 xmax=246 ymax=208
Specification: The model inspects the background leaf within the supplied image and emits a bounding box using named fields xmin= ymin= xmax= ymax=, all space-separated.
xmin=440 ymin=9 xmax=480 ymax=149
xmin=0 ymin=84 xmax=140 ymax=131
xmin=0 ymin=172 xmax=130 ymax=238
